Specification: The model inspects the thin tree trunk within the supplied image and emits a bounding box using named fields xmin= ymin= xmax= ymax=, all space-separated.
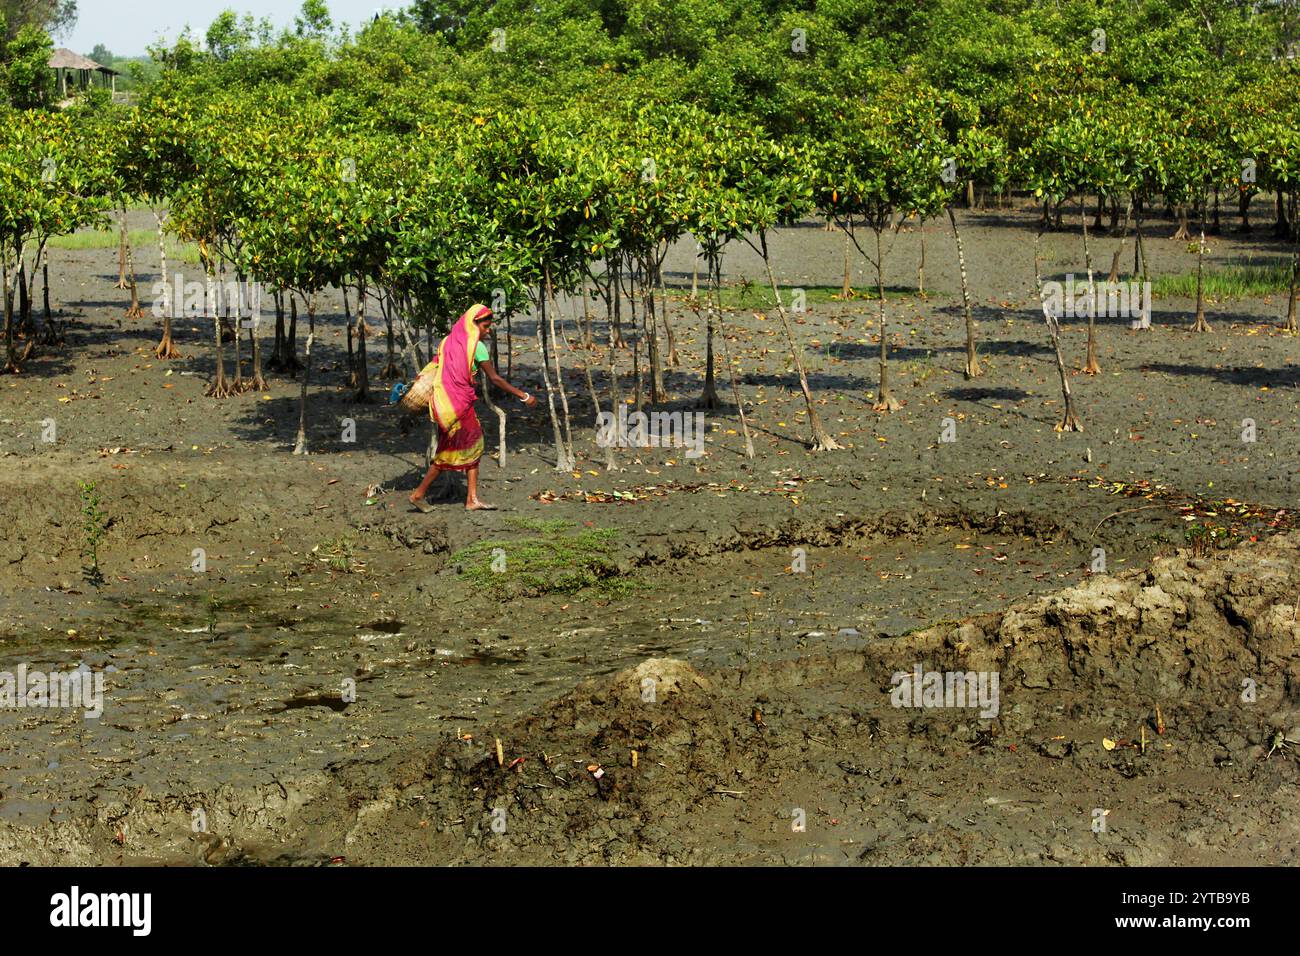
xmin=640 ymin=254 xmax=663 ymax=402
xmin=1 ymin=249 xmax=20 ymax=373
xmin=871 ymin=228 xmax=901 ymax=413
xmin=116 ymin=206 xmax=128 ymax=289
xmin=842 ymin=221 xmax=852 ymax=297
xmin=17 ymin=258 xmax=30 ymax=334
xmin=286 ymin=292 xmax=301 ymax=375
xmin=227 ymin=262 xmax=244 ymax=393
xmin=344 ymin=283 xmax=356 ymax=388
xmin=293 ymin=293 xmax=316 ymax=454
xmin=204 ymin=250 xmax=229 ymax=398
xmin=1107 ymin=198 xmax=1133 ymax=284
xmin=536 ymin=278 xmax=574 ymax=472
xmin=124 ymin=231 xmax=142 ymax=317
xmin=605 ymin=289 xmax=622 ymax=471
xmin=354 ymin=280 xmax=371 ymax=402
xmin=478 ymin=367 xmax=508 ymax=467
xmin=1191 ymin=215 xmax=1212 ymax=333
xmin=380 ymin=292 xmax=401 ymax=378
xmin=154 ymin=211 xmax=179 ymax=358
xmin=657 ymin=259 xmax=678 ymax=368
xmin=41 ymin=257 xmax=53 ymax=345
xmin=1081 ymin=200 xmax=1100 ymax=374
xmin=247 ymin=276 xmax=266 ymax=391
xmin=1035 ymin=224 xmax=1081 ymax=432
xmin=948 ymin=207 xmax=980 ymax=378
xmin=545 ymin=270 xmax=575 ymax=465
xmin=1284 ymin=236 xmax=1298 ymax=333
xmin=611 ymin=257 xmax=624 ymax=348
xmin=713 ymin=256 xmax=754 ymax=459
xmin=759 ymin=230 xmax=843 ymax=448
xmin=916 ymin=217 xmax=926 ymax=297
xmin=698 ymin=258 xmax=721 ymax=409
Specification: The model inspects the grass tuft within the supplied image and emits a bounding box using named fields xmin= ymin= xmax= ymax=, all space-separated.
xmin=451 ymin=519 xmax=631 ymax=597
xmin=1152 ymin=257 xmax=1295 ymax=300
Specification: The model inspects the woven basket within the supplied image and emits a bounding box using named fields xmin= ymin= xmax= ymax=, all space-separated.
xmin=397 ymin=362 xmax=437 ymax=416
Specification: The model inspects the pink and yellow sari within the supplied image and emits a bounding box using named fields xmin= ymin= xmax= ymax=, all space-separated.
xmin=426 ymin=303 xmax=490 ymax=471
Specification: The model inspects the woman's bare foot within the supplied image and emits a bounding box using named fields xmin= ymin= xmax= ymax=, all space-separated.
xmin=409 ymin=495 xmax=434 ymax=513
xmin=466 ymin=499 xmax=497 ymax=511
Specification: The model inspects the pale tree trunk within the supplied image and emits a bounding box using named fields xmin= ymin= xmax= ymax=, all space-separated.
xmin=1286 ymin=222 xmax=1299 ymax=333
xmin=842 ymin=221 xmax=853 ymax=298
xmin=225 ymin=261 xmax=244 ymax=393
xmin=124 ymin=228 xmax=142 ymax=317
xmin=202 ymin=247 xmax=230 ymax=398
xmin=478 ymin=367 xmax=508 ymax=467
xmin=947 ymin=207 xmax=980 ymax=378
xmin=154 ymin=210 xmax=179 ymax=358
xmin=116 ymin=206 xmax=128 ymax=289
xmin=610 ymin=257 xmax=624 ymax=348
xmin=246 ymin=275 xmax=267 ymax=391
xmin=536 ymin=278 xmax=574 ymax=472
xmin=569 ymin=308 xmax=610 ymax=470
xmin=1107 ymin=198 xmax=1132 ymax=283
xmin=1082 ymin=201 xmax=1100 ymax=374
xmin=871 ymin=228 xmax=901 ymax=412
xmin=1 ymin=243 xmax=24 ymax=373
xmin=1035 ymin=224 xmax=1081 ymax=432
xmin=916 ymin=217 xmax=925 ymax=297
xmin=640 ymin=253 xmax=663 ymax=402
xmin=656 ymin=259 xmax=679 ymax=368
xmin=545 ymin=269 xmax=575 ymax=465
xmin=712 ymin=256 xmax=754 ymax=459
xmin=293 ymin=293 xmax=316 ymax=455
xmin=759 ymin=230 xmax=842 ymax=449
xmin=1191 ymin=220 xmax=1212 ymax=332
xmin=605 ymin=290 xmax=622 ymax=471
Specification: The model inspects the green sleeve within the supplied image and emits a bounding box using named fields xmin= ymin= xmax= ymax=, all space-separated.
xmin=474 ymin=341 xmax=490 ymax=369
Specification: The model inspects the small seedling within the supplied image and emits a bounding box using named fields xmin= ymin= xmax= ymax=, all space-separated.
xmin=78 ymin=481 xmax=108 ymax=586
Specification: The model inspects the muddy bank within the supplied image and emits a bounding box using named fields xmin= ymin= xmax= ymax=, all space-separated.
xmin=3 ymin=531 xmax=1298 ymax=866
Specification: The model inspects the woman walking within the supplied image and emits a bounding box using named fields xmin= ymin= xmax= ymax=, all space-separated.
xmin=409 ymin=303 xmax=537 ymax=511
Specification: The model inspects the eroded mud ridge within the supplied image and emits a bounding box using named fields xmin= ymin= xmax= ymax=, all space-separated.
xmin=6 ymin=531 xmax=1297 ymax=866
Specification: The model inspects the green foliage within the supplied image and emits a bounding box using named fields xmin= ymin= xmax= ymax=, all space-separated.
xmin=77 ymin=480 xmax=108 ymax=585
xmin=4 ymin=24 xmax=52 ymax=108
xmin=450 ymin=520 xmax=629 ymax=596
xmin=314 ymin=535 xmax=356 ymax=572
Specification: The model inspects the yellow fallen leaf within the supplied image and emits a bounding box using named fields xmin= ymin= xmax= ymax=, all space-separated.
xmin=1102 ymin=738 xmax=1117 ymax=751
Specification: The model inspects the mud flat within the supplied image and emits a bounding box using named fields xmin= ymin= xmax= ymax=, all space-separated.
xmin=2 ymin=205 xmax=1298 ymax=864
xmin=2 ymin=526 xmax=1299 ymax=866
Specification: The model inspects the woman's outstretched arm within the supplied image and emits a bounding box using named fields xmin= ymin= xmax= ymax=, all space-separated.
xmin=483 ymin=361 xmax=538 ymax=406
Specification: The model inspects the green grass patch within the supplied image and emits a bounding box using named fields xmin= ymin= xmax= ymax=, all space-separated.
xmin=670 ymin=281 xmax=933 ymax=310
xmin=451 ymin=519 xmax=632 ymax=597
xmin=313 ymin=535 xmax=357 ymax=573
xmin=1151 ymin=257 xmax=1295 ymax=300
xmin=47 ymin=229 xmax=200 ymax=264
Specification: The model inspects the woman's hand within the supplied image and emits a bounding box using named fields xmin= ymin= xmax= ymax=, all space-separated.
xmin=522 ymin=392 xmax=538 ymax=408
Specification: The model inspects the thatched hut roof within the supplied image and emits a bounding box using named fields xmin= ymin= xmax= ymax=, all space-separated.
xmin=48 ymin=48 xmax=118 ymax=74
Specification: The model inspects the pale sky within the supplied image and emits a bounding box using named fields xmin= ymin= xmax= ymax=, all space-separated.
xmin=63 ymin=0 xmax=396 ymax=58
